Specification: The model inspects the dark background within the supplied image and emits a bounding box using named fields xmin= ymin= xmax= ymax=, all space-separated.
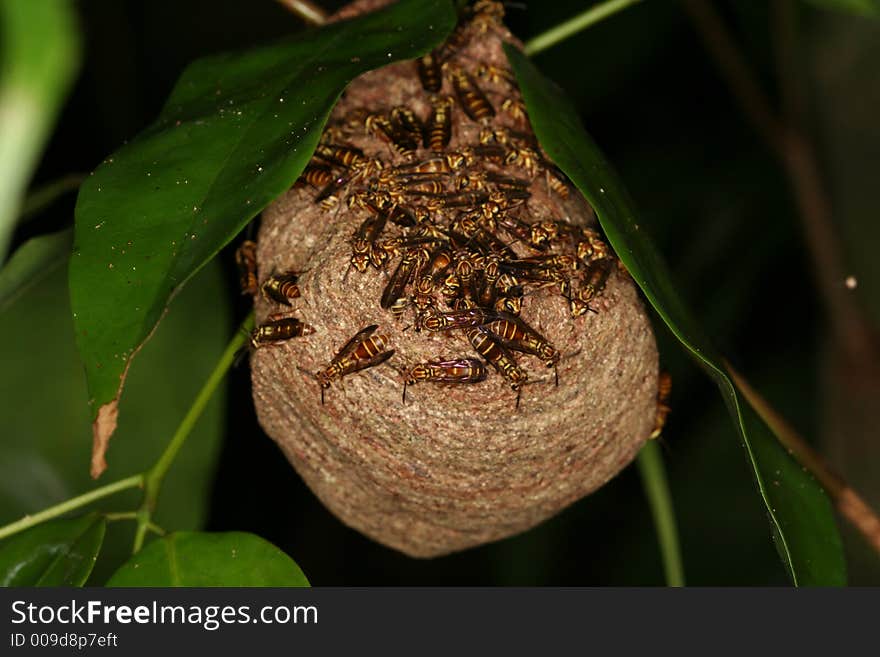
xmin=4 ymin=0 xmax=879 ymax=585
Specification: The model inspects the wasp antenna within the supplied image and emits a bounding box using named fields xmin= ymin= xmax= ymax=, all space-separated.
xmin=515 ymin=386 xmax=522 ymax=410
xmin=402 ymin=380 xmax=408 ymax=404
xmin=554 ymin=363 xmax=559 ymax=387
xmin=320 ymin=387 xmax=325 ymax=405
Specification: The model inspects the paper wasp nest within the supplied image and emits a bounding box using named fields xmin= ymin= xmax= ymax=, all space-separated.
xmin=248 ymin=0 xmax=659 ymax=557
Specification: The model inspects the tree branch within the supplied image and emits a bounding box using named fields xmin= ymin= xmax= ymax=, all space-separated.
xmin=728 ymin=363 xmax=880 ymax=555
xmin=681 ymin=0 xmax=875 ymax=362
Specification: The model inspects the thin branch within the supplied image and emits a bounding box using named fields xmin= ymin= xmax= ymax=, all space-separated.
xmin=637 ymin=441 xmax=686 ymax=586
xmin=681 ymin=0 xmax=788 ymax=154
xmin=681 ymin=0 xmax=875 ymax=362
xmin=772 ymin=0 xmax=806 ymax=132
xmin=0 ymin=474 xmax=144 ymax=541
xmin=524 ymin=0 xmax=644 ymax=56
xmin=132 ymin=312 xmax=254 ymax=552
xmin=727 ymin=363 xmax=880 ymax=555
xmin=274 ymin=0 xmax=328 ymax=26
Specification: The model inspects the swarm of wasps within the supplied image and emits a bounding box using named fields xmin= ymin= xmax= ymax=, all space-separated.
xmin=239 ymin=1 xmax=627 ymax=409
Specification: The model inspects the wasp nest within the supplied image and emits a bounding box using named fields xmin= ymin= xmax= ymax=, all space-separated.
xmin=245 ymin=0 xmax=659 ymax=557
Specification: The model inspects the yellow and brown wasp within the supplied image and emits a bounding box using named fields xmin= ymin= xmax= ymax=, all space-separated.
xmin=300 ymin=164 xmax=334 ymax=189
xmin=402 ymin=358 xmax=487 ymax=403
xmin=484 ymin=314 xmax=561 ymax=385
xmin=651 ymin=371 xmax=672 ymax=439
xmin=260 ymin=271 xmax=301 ymax=306
xmin=465 ymin=326 xmax=528 ymax=407
xmin=350 ymin=205 xmax=389 ymax=273
xmin=235 ymin=240 xmax=258 ymax=296
xmin=416 ymin=50 xmax=443 ymax=93
xmin=316 ymin=325 xmax=395 ymax=404
xmin=419 ymin=306 xmax=505 ymax=332
xmin=450 ymin=67 xmax=495 ymax=123
xmin=250 ymin=316 xmax=315 ymax=350
xmin=424 ymin=95 xmax=454 ymax=152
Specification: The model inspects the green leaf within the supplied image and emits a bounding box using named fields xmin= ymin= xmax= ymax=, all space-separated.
xmin=0 ymin=262 xmax=230 ymax=583
xmin=802 ymin=0 xmax=880 ymax=17
xmin=0 ymin=513 xmax=105 ymax=586
xmin=0 ymin=0 xmax=80 ymax=262
xmin=69 ymin=0 xmax=455 ymax=474
xmin=505 ymin=44 xmax=846 ymax=586
xmin=106 ymin=532 xmax=310 ymax=586
xmin=0 ymin=228 xmax=72 ymax=313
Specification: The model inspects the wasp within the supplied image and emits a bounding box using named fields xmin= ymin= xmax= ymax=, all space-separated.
xmin=315 ymin=173 xmax=350 ymax=210
xmin=485 ymin=315 xmax=560 ymax=384
xmin=476 ymin=63 xmax=516 ymax=87
xmin=402 ymin=358 xmax=487 ymax=402
xmin=501 ymin=97 xmax=528 ymax=124
xmin=450 ymin=67 xmax=495 ymax=122
xmin=316 ymin=325 xmax=395 ymax=404
xmin=398 ymin=176 xmax=447 ymax=196
xmin=416 ymin=50 xmax=443 ymax=92
xmin=577 ymin=257 xmax=613 ymax=303
xmin=394 ymin=157 xmax=454 ymax=175
xmin=300 ymin=164 xmax=334 ymax=188
xmin=411 ymin=246 xmax=453 ymax=314
xmin=469 ymin=0 xmax=505 ymax=33
xmin=498 ymin=259 xmax=568 ymax=285
xmin=576 ymin=230 xmax=611 ymax=264
xmin=529 ymin=221 xmax=562 ymax=250
xmin=250 ymin=316 xmax=314 ymax=349
xmin=651 ymin=371 xmax=672 ymax=439
xmin=419 ymin=306 xmax=504 ymax=332
xmin=314 ymin=143 xmax=367 ymax=168
xmin=366 ymin=113 xmax=419 ymax=159
xmin=545 ymin=166 xmax=571 ymax=199
xmin=470 ymin=224 xmax=518 ymax=261
xmin=441 ymin=190 xmax=494 ymax=209
xmin=424 ymin=95 xmax=454 ymax=152
xmin=505 ymin=147 xmax=542 ymax=175
xmin=494 ymin=291 xmax=523 ymax=316
xmin=350 ymin=206 xmax=389 ymax=272
xmin=235 ymin=240 xmax=258 ymax=296
xmin=387 ymin=204 xmax=418 ymax=227
xmin=465 ymin=326 xmax=528 ymax=407
xmin=391 ymin=106 xmax=423 ymax=139
xmin=512 ymin=254 xmax=579 ymax=272
xmin=499 ymin=219 xmax=550 ymax=252
xmin=474 ymin=254 xmax=502 ymax=307
xmin=497 ymin=214 xmax=535 ymax=248
xmin=260 ymin=271 xmax=301 ymax=306
xmin=381 ymin=247 xmax=423 ymax=311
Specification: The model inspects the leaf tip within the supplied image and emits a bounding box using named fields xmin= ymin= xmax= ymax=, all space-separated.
xmin=90 ymin=401 xmax=119 ymax=479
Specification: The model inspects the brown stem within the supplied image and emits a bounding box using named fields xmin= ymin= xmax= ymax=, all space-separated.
xmin=681 ymin=0 xmax=874 ymax=362
xmin=772 ymin=0 xmax=805 ymax=131
xmin=275 ymin=0 xmax=328 ymax=26
xmin=727 ymin=363 xmax=880 ymax=555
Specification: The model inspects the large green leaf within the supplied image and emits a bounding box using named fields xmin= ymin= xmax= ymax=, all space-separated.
xmin=505 ymin=44 xmax=846 ymax=586
xmin=803 ymin=0 xmax=880 ymax=16
xmin=0 ymin=513 xmax=105 ymax=586
xmin=0 ymin=261 xmax=229 ymax=583
xmin=106 ymin=532 xmax=310 ymax=586
xmin=70 ymin=0 xmax=455 ymax=477
xmin=0 ymin=228 xmax=72 ymax=313
xmin=0 ymin=0 xmax=80 ymax=262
